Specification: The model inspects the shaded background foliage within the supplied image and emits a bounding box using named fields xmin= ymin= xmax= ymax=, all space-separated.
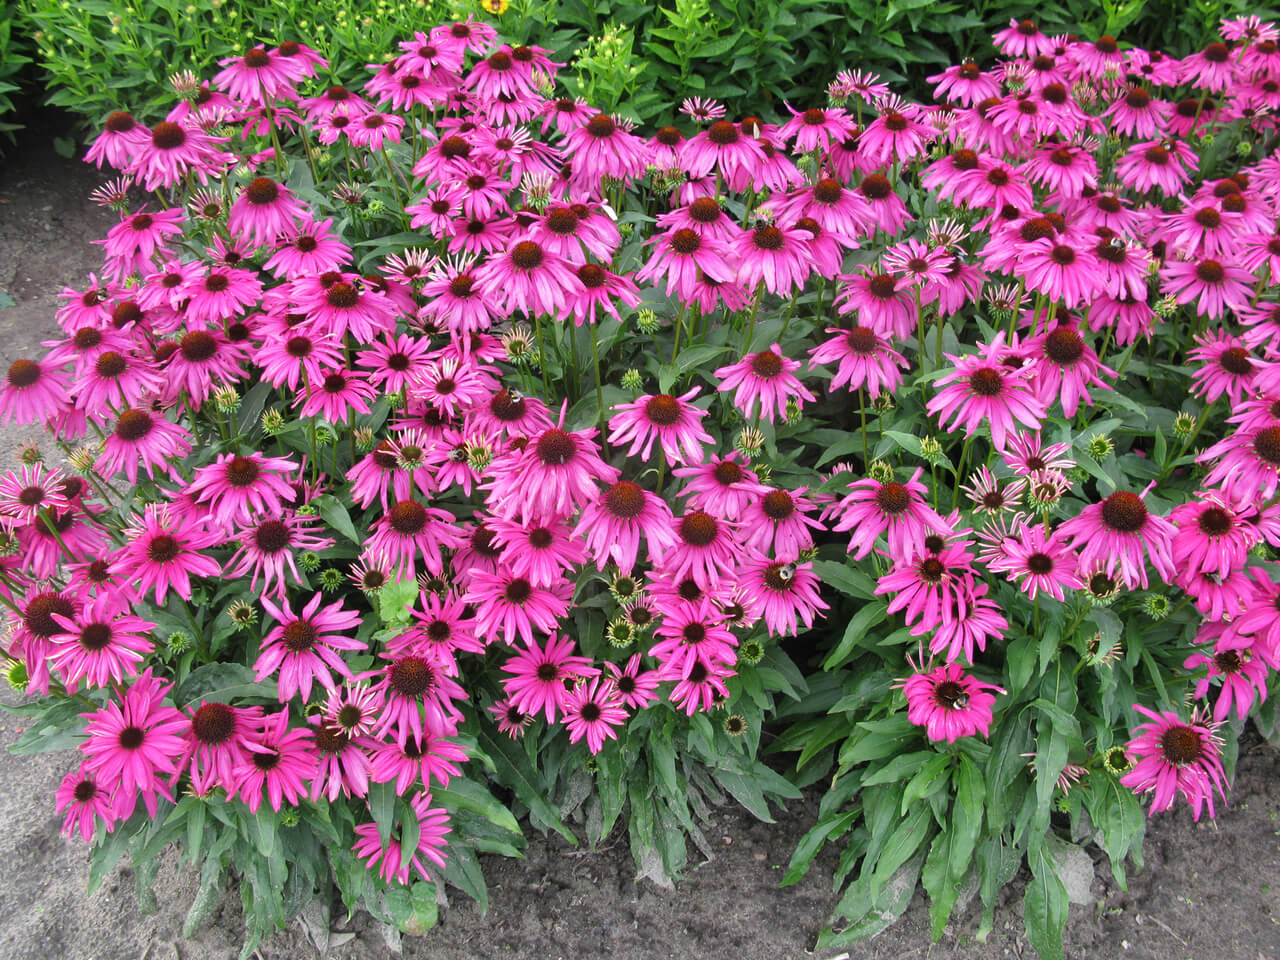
xmin=0 ymin=0 xmax=1274 ymax=147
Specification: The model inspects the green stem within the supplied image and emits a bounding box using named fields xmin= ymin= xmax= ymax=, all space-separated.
xmin=671 ymin=302 xmax=687 ymax=366
xmin=952 ymin=435 xmax=975 ymax=512
xmin=742 ymin=284 xmax=763 ymax=355
xmin=858 ymin=386 xmax=869 ymax=468
xmin=590 ymin=322 xmax=608 ymax=454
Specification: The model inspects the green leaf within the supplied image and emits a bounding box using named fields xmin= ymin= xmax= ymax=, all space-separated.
xmin=714 ymin=767 xmax=774 ymax=822
xmin=433 ymin=778 xmax=522 ymax=838
xmin=314 ymin=493 xmax=362 ymax=544
xmin=1024 ymin=847 xmax=1069 ymax=960
xmin=812 ymin=559 xmax=876 ymax=599
xmin=901 ymin=753 xmax=950 ymax=813
xmin=861 ymin=750 xmax=936 ymax=787
xmin=475 ymin=725 xmax=576 ymax=844
xmin=822 ymin=600 xmax=889 ymax=670
xmin=378 ymin=576 xmax=419 ymax=624
xmin=951 ymin=755 xmax=984 ymax=880
xmin=369 ymin=780 xmax=396 ymax=848
xmin=7 ymin=697 xmax=86 ymax=754
xmin=780 ymin=810 xmax=856 ymax=887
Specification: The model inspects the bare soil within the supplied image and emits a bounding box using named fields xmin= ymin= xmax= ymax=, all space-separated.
xmin=1 ymin=112 xmax=1277 ymax=960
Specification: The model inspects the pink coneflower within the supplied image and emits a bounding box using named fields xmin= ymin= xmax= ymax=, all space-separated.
xmin=634 ymin=227 xmax=736 ymax=302
xmin=296 ymin=367 xmax=378 ymax=424
xmin=184 ymin=452 xmax=299 ymax=530
xmin=993 ymin=18 xmax=1056 ymax=57
xmin=262 ymin=217 xmax=350 ymax=280
xmin=488 ymin=516 xmax=585 ymax=589
xmin=364 ymin=650 xmax=467 ymax=748
xmin=740 ymin=486 xmax=825 ymax=557
xmin=681 ymin=96 xmax=726 ymax=123
xmin=398 ymin=592 xmax=485 ymax=658
xmin=736 ymin=554 xmax=827 ymax=637
xmin=1015 ymin=238 xmax=1102 ymax=310
xmin=1002 ymin=432 xmax=1075 ymax=477
xmin=859 ymin=104 xmax=936 ymax=167
xmin=1058 ymin=489 xmax=1176 ymax=590
xmin=473 ymin=239 xmax=581 ymax=319
xmin=650 ymin=601 xmax=739 ymax=674
xmin=603 ymin=655 xmax=661 ymax=710
xmin=567 ymin=262 xmax=643 ymax=327
xmin=1024 ymin=322 xmax=1115 ymax=418
xmin=928 ymin=335 xmax=1046 ymax=451
xmin=228 ymin=711 xmax=314 ymax=814
xmin=369 ymin=730 xmax=468 ymax=793
xmin=899 ymin=659 xmax=1003 ymax=744
xmin=1121 ymin=705 xmax=1227 ymax=821
xmin=664 ymin=658 xmax=733 ymax=716
xmin=177 ymin=700 xmax=266 ymax=795
xmin=1161 ymin=257 xmax=1255 ymax=320
xmin=574 ymin=479 xmax=676 ymax=573
xmin=1201 ymin=423 xmax=1280 ymax=505
xmin=357 ymin=332 xmax=434 ymax=395
xmin=562 ymin=679 xmax=628 ymax=754
xmin=163 ymin=328 xmax=251 ymax=409
xmin=352 ymin=792 xmax=450 ymax=886
xmin=0 ymin=358 xmax=69 ymax=426
xmin=0 ymin=463 xmax=69 ymax=527
xmin=307 ymin=718 xmax=372 ymax=802
xmin=607 ymin=388 xmax=713 ymax=465
xmin=296 ymin=274 xmax=397 ymax=342
xmin=778 ymin=105 xmax=856 ymax=152
xmin=101 ymin=207 xmax=185 ymax=279
xmin=1167 ymin=494 xmax=1259 ymax=579
xmin=562 ymin=113 xmax=648 ymax=186
xmin=54 ymin=766 xmax=116 ymax=842
xmin=735 ymin=223 xmax=812 ymax=296
xmin=86 ymin=110 xmax=148 ymax=169
xmin=875 ymin=542 xmax=974 ymax=632
xmin=1185 ymin=638 xmax=1269 ymax=723
xmin=671 ymin=453 xmax=767 ymax=522
xmin=924 ymin=578 xmax=1007 ymax=664
xmin=1115 ymin=139 xmax=1198 ymax=195
xmin=661 ymin=509 xmax=741 ymax=590
xmin=486 ymin=419 xmax=618 ymax=525
xmin=679 ymin=120 xmax=767 ymax=189
xmin=255 ymin=592 xmax=364 ymax=703
xmin=834 ymin=268 xmax=916 ymax=340
xmin=466 ymin=568 xmax=572 ymax=648
xmin=213 ymin=45 xmax=298 ymax=104
xmin=79 ymin=669 xmax=187 ymax=818
xmin=489 ymin=698 xmax=534 ymax=738
xmin=927 ymin=60 xmax=1002 ymax=107
xmin=227 ymin=177 xmax=307 ymax=247
xmin=73 ymin=350 xmax=163 ymax=420
xmin=364 ymin=500 xmax=464 ymax=580
xmin=1188 ymin=331 xmax=1258 ymax=403
xmin=253 ymin=326 xmax=344 ymax=391
xmin=808 ymin=324 xmax=909 ymax=396
xmin=988 ymin=524 xmax=1083 ymax=601
xmin=321 ymin=683 xmax=382 ymax=738
xmin=116 ymin=505 xmax=223 ymax=604
xmin=127 ymin=119 xmax=228 ymax=192
xmin=49 ymin=594 xmax=155 ymax=691
xmin=715 ymin=344 xmax=815 ymax=424
xmin=529 ymin=203 xmax=619 ymax=263
xmin=501 ymin=632 xmax=598 ymax=723
xmin=828 ymin=468 xmax=949 ymax=561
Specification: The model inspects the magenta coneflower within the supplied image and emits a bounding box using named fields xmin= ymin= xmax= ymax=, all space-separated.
xmin=928 ymin=335 xmax=1046 ymax=451
xmin=352 ymin=792 xmax=450 ymax=886
xmin=715 ymin=344 xmax=815 ymax=424
xmin=307 ymin=717 xmax=372 ymax=802
xmin=486 ymin=419 xmax=617 ymax=525
xmin=177 ymin=701 xmax=265 ymax=795
xmin=213 ymin=45 xmax=299 ymax=104
xmin=634 ymin=227 xmax=736 ymax=302
xmin=671 ymin=452 xmax=767 ymax=522
xmin=679 ymin=120 xmax=767 ymax=187
xmin=321 ymin=683 xmax=382 ymax=738
xmin=465 ymin=568 xmax=572 ymax=648
xmin=1058 ymin=489 xmax=1176 ymax=590
xmin=988 ymin=524 xmax=1083 ymax=601
xmin=1160 ymin=257 xmax=1255 ymax=320
xmin=488 ymin=516 xmax=586 ymax=589
xmin=740 ymin=486 xmax=825 ymax=557
xmin=736 ymin=554 xmax=828 ymax=637
xmin=662 ymin=509 xmax=741 ymax=589
xmin=80 ymin=669 xmax=187 ymax=818
xmin=1115 ymin=138 xmax=1198 ymax=195
xmin=1015 ymin=238 xmax=1102 ymax=310
xmin=603 ymin=654 xmax=661 ymax=710
xmin=562 ymin=113 xmax=648 ymax=186
xmin=1121 ymin=705 xmax=1227 ymax=821
xmin=1167 ymin=494 xmax=1259 ymax=579
xmin=398 ymin=592 xmax=484 ymax=658
xmin=574 ymin=479 xmax=677 ymax=573
xmin=369 ymin=730 xmax=468 ymax=793
xmin=1189 ymin=331 xmax=1258 ymax=404
xmin=473 ymin=239 xmax=581 ymax=319
xmin=227 ymin=177 xmax=307 ymax=246
xmin=255 ymin=592 xmax=364 ymax=703
xmin=501 ymin=632 xmax=598 ymax=723
xmin=101 ymin=207 xmax=185 ymax=279
xmin=650 ymin=601 xmax=738 ymax=674
xmin=1024 ymin=322 xmax=1115 ymax=418
xmin=899 ymin=659 xmax=1003 ymax=744
xmin=562 ymin=679 xmax=629 ymax=754
xmin=263 ymin=216 xmax=351 ymax=280
xmin=0 ymin=463 xmax=69 ymax=527
xmin=875 ymin=542 xmax=974 ymax=632
xmin=296 ymin=367 xmax=378 ymax=424
xmin=49 ymin=594 xmax=155 ymax=691
xmin=364 ymin=650 xmax=467 ymax=748
xmin=828 ymin=468 xmax=949 ymax=561
xmin=834 ymin=267 xmax=916 ymax=340
xmin=607 ymin=388 xmax=713 ymax=465
xmin=55 ymin=766 xmax=116 ymax=842
xmin=489 ymin=698 xmax=534 ymax=738
xmin=1201 ymin=423 xmax=1280 ymax=505
xmin=809 ymin=324 xmax=909 ymax=395
xmin=924 ymin=578 xmax=1007 ymax=664
xmin=253 ymin=325 xmax=344 ymax=391
xmin=228 ymin=710 xmax=314 ymax=814
xmin=163 ymin=328 xmax=250 ymax=410
xmin=664 ymin=658 xmax=733 ymax=716
xmin=86 ymin=110 xmax=148 ymax=169
xmin=1184 ymin=638 xmax=1269 ymax=723
xmin=184 ymin=452 xmax=299 ymax=531
xmin=734 ymin=223 xmax=812 ymax=296
xmin=0 ymin=358 xmax=69 ymax=426
xmin=364 ymin=499 xmax=464 ymax=580
xmin=127 ymin=119 xmax=228 ymax=192
xmin=357 ymin=332 xmax=434 ymax=394
xmin=993 ymin=18 xmax=1056 ymax=57
xmin=116 ymin=505 xmax=223 ymax=604
xmin=567 ymin=262 xmax=642 ymax=327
